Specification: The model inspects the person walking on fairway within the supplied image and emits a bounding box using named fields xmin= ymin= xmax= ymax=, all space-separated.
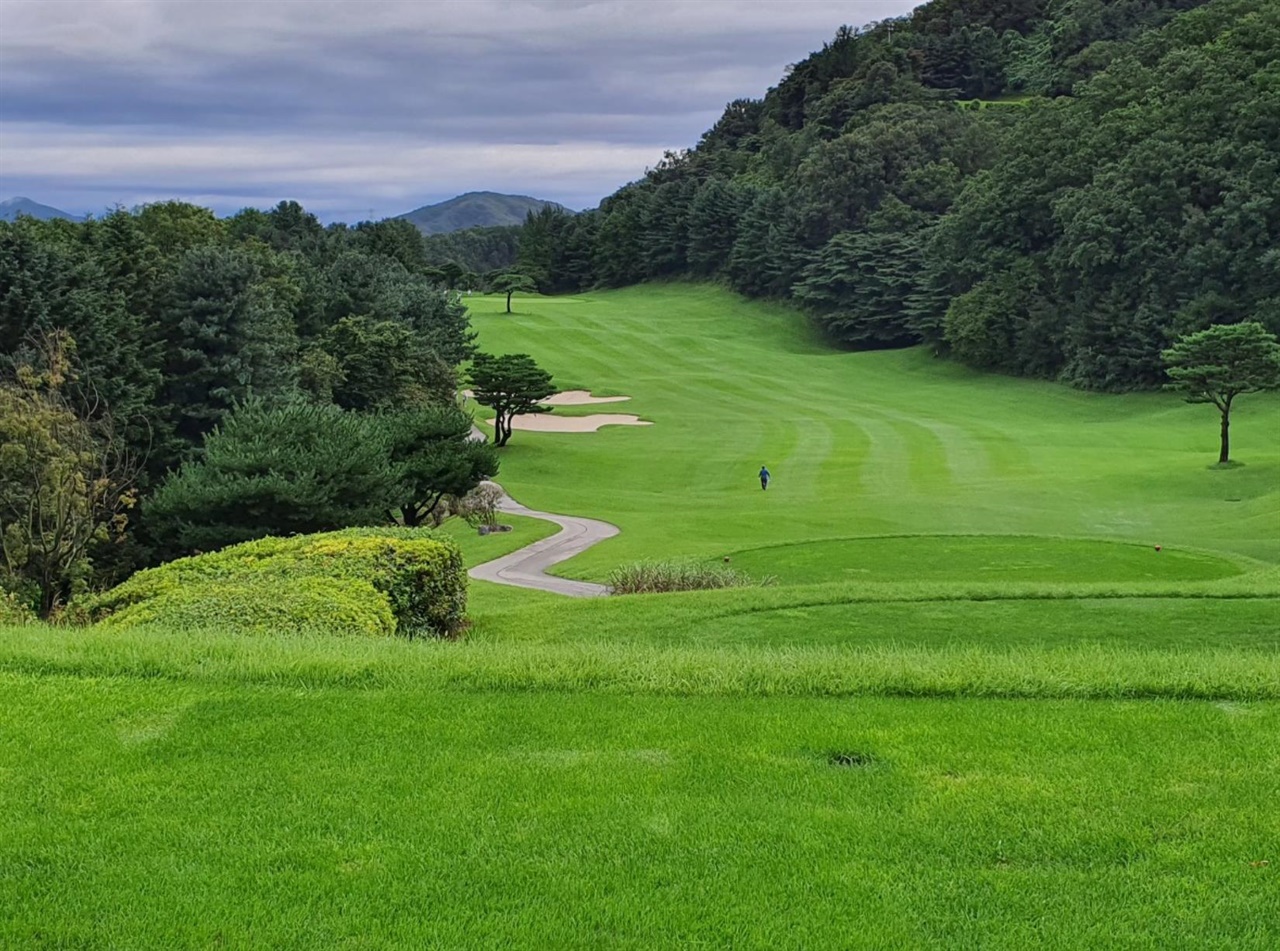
xmin=759 ymin=465 xmax=770 ymax=491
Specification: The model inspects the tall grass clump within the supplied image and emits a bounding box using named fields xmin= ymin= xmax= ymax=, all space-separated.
xmin=608 ymin=559 xmax=774 ymax=594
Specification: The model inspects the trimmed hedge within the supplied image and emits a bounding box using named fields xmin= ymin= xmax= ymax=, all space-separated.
xmin=78 ymin=528 xmax=466 ymax=638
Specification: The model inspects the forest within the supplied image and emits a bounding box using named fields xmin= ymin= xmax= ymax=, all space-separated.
xmin=0 ymin=202 xmax=501 ymax=612
xmin=516 ymin=0 xmax=1279 ymax=389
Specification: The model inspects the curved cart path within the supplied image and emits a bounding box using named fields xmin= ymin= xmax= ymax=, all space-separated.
xmin=465 ymin=425 xmax=618 ymax=597
xmin=467 ymin=484 xmax=618 ymax=597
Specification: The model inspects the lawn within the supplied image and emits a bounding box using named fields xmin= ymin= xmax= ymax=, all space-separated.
xmin=465 ymin=285 xmax=1280 ymax=574
xmin=2 ymin=672 xmax=1276 ymax=949
xmin=3 ymin=283 xmax=1277 ymax=949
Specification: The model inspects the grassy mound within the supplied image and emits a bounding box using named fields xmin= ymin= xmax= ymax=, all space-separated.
xmin=722 ymin=535 xmax=1245 ymax=586
xmin=79 ymin=528 xmax=466 ymax=637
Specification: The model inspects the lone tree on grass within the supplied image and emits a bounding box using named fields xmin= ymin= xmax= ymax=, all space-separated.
xmin=1162 ymin=321 xmax=1280 ymax=465
xmin=468 ymin=352 xmax=555 ymax=447
xmin=490 ymin=271 xmax=537 ymax=314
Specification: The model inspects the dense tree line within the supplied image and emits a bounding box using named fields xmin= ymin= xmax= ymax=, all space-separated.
xmin=0 ymin=200 xmax=501 ymax=611
xmin=518 ymin=0 xmax=1277 ymax=391
xmin=421 ymin=224 xmax=521 ymax=274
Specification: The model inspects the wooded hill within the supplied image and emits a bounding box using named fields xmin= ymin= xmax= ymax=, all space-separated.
xmin=517 ymin=0 xmax=1278 ymax=390
xmin=399 ymin=191 xmax=570 ymax=235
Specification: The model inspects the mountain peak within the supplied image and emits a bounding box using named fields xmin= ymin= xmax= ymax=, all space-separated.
xmin=0 ymin=197 xmax=84 ymax=222
xmin=397 ymin=192 xmax=571 ymax=235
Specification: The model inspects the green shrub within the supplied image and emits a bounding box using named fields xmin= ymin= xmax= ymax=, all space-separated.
xmin=96 ymin=576 xmax=396 ymax=638
xmin=78 ymin=527 xmax=466 ymax=637
xmin=608 ymin=560 xmax=774 ymax=595
xmin=0 ymin=589 xmax=37 ymax=625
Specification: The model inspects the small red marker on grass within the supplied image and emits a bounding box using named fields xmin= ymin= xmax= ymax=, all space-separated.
xmin=1154 ymin=545 xmax=1162 ymax=552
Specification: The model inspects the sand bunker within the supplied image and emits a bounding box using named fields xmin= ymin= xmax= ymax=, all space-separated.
xmin=490 ymin=413 xmax=652 ymax=433
xmin=543 ymin=390 xmax=632 ymax=406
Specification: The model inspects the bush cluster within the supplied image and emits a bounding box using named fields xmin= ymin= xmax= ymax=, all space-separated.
xmin=0 ymin=590 xmax=37 ymax=626
xmin=607 ymin=560 xmax=773 ymax=595
xmin=77 ymin=528 xmax=466 ymax=638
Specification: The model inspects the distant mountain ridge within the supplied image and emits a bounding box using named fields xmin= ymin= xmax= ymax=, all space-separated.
xmin=397 ymin=191 xmax=571 ymax=235
xmin=0 ymin=197 xmax=84 ymax=222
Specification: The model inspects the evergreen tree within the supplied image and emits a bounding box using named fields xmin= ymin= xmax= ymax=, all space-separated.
xmin=686 ymin=178 xmax=746 ymax=275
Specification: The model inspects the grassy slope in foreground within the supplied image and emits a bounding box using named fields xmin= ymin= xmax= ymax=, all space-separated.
xmin=3 ymin=675 xmax=1276 ymax=949
xmin=466 ymin=285 xmax=1280 ymax=575
xmin=3 ymin=284 xmax=1278 ymax=949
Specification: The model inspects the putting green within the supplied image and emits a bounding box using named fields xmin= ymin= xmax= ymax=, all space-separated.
xmin=722 ymin=535 xmax=1244 ymax=585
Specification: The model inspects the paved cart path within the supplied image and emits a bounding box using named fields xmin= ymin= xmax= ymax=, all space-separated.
xmin=466 ymin=424 xmax=618 ymax=597
xmin=467 ymin=484 xmax=618 ymax=597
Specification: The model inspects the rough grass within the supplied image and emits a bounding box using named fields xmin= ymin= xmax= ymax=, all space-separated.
xmin=3 ymin=614 xmax=1277 ymax=700
xmin=608 ymin=558 xmax=773 ymax=593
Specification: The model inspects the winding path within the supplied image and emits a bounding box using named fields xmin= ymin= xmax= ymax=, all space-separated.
xmin=466 ymin=425 xmax=619 ymax=597
xmin=467 ymin=484 xmax=619 ymax=597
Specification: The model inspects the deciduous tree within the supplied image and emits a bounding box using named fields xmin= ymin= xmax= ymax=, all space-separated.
xmin=0 ymin=333 xmax=141 ymax=615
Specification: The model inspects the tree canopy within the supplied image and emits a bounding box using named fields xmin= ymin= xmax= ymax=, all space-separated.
xmin=1162 ymin=322 xmax=1280 ymax=464
xmin=515 ymin=0 xmax=1278 ymax=392
xmin=490 ymin=271 xmax=538 ymax=314
xmin=0 ymin=198 xmax=484 ymax=606
xmin=468 ymin=352 xmax=556 ymax=447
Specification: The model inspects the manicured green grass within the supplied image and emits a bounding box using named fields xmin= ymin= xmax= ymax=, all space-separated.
xmin=3 ymin=673 xmax=1276 ymax=949
xmin=466 ymin=286 xmax=1280 ymax=576
xmin=4 ymin=284 xmax=1277 ymax=948
xmin=722 ymin=535 xmax=1245 ymax=585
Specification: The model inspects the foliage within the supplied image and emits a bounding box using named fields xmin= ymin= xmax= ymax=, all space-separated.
xmin=0 ymin=589 xmax=36 ymax=625
xmin=489 ymin=271 xmax=538 ymax=313
xmin=0 ymin=333 xmax=140 ymax=616
xmin=320 ymin=316 xmax=456 ymax=411
xmin=378 ymin=407 xmax=500 ymax=527
xmin=146 ymin=400 xmax=498 ymax=553
xmin=0 ymin=197 xmax=482 ymax=578
xmin=451 ymin=482 xmax=505 ymax=529
xmin=78 ymin=527 xmax=467 ymax=637
xmin=423 ymin=224 xmax=521 ymax=274
xmin=93 ymin=575 xmax=397 ymax=638
xmin=607 ymin=560 xmax=774 ymax=594
xmin=145 ymin=401 xmax=402 ymax=555
xmin=1162 ymin=321 xmax=1280 ymax=463
xmin=516 ymin=0 xmax=1276 ymax=393
xmin=468 ymin=352 xmax=555 ymax=447
xmin=158 ymin=244 xmax=300 ymax=451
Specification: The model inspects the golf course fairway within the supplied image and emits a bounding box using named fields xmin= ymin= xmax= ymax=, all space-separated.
xmin=3 ymin=285 xmax=1277 ymax=949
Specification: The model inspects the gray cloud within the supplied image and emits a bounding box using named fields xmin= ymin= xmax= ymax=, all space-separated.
xmin=0 ymin=0 xmax=921 ymax=220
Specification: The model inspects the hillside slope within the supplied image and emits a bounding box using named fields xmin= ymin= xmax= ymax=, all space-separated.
xmin=0 ymin=197 xmax=83 ymax=222
xmin=399 ymin=191 xmax=570 ymax=234
xmin=519 ymin=0 xmax=1277 ymax=391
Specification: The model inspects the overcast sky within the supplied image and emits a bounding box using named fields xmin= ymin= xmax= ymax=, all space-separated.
xmin=0 ymin=0 xmax=920 ymax=222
